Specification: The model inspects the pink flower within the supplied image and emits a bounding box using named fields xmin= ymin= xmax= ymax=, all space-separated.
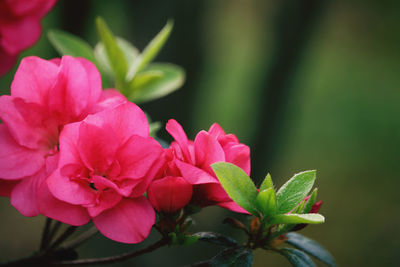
xmin=0 ymin=0 xmax=57 ymax=76
xmin=147 ymin=119 xmax=250 ymax=214
xmin=0 ymin=56 xmax=126 ymax=217
xmin=40 ymin=102 xmax=163 ymax=243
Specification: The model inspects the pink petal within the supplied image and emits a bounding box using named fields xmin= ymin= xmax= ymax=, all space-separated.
xmin=0 ymin=179 xmax=19 ymax=197
xmin=93 ymin=89 xmax=127 ymax=113
xmin=10 ymin=56 xmax=58 ymax=104
xmin=0 ymin=17 xmax=41 ymax=54
xmin=47 ymin=168 xmax=95 ymax=206
xmin=10 ymin=166 xmax=47 ymax=216
xmin=58 ymin=122 xmax=82 ymax=166
xmin=87 ymin=189 xmax=122 ymax=217
xmin=37 ymin=182 xmax=91 ymax=226
xmin=223 ymin=143 xmax=251 ymax=176
xmin=175 ymin=160 xmax=218 ymax=185
xmin=6 ymin=0 xmax=57 ymax=17
xmin=93 ymin=197 xmax=155 ymax=244
xmin=0 ymin=47 xmax=16 ymax=76
xmin=148 ymin=176 xmax=193 ymax=213
xmin=208 ymin=123 xmax=226 ymax=139
xmin=166 ymin=119 xmax=193 ymax=163
xmin=49 ymin=56 xmax=102 ymax=122
xmin=0 ymin=124 xmax=45 ymax=179
xmin=194 ymin=131 xmax=225 ymax=174
xmin=77 ymin=122 xmax=119 ymax=174
xmin=117 ymin=135 xmax=163 ymax=179
xmin=0 ymin=96 xmax=55 ymax=150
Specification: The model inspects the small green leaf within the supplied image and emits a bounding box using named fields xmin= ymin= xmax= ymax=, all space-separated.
xmin=303 ymin=188 xmax=318 ymax=214
xmin=271 ymin=214 xmax=325 ymax=225
xmin=279 ymin=248 xmax=316 ymax=267
xmin=137 ymin=20 xmax=174 ymax=72
xmin=193 ymin=232 xmax=238 ymax=247
xmin=149 ymin=121 xmax=162 ymax=137
xmin=276 ymin=170 xmax=316 ymax=214
xmin=211 ymin=162 xmax=259 ymax=215
xmin=128 ymin=63 xmax=185 ymax=103
xmin=256 ymin=188 xmax=276 ymax=217
xmin=96 ymin=17 xmax=128 ymax=83
xmin=286 ymin=232 xmax=336 ymax=267
xmin=48 ymin=30 xmax=96 ymax=62
xmin=259 ymin=173 xmax=273 ymax=191
xmin=210 ymin=247 xmax=253 ymax=267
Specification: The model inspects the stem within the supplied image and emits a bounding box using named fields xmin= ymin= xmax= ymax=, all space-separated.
xmin=48 ymin=226 xmax=78 ymax=251
xmin=62 ymin=227 xmax=98 ymax=250
xmin=40 ymin=218 xmax=53 ymax=251
xmin=48 ymin=221 xmax=62 ymax=245
xmin=51 ymin=238 xmax=169 ymax=266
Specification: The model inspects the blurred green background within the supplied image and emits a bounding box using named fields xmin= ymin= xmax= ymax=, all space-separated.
xmin=1 ymin=0 xmax=400 ymax=266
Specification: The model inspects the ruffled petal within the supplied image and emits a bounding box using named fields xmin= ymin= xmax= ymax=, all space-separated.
xmin=218 ymin=201 xmax=250 ymax=214
xmin=0 ymin=179 xmax=19 ymax=197
xmin=10 ymin=56 xmax=58 ymax=104
xmin=93 ymin=197 xmax=155 ymax=244
xmin=194 ymin=131 xmax=225 ymax=174
xmin=87 ymin=189 xmax=122 ymax=217
xmin=175 ymin=160 xmax=218 ymax=185
xmin=93 ymin=89 xmax=127 ymax=113
xmin=166 ymin=119 xmax=193 ymax=163
xmin=223 ymin=143 xmax=251 ymax=176
xmin=0 ymin=124 xmax=45 ymax=179
xmin=0 ymin=47 xmax=16 ymax=76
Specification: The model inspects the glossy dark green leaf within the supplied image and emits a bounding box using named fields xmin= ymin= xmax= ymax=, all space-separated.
xmin=193 ymin=232 xmax=238 ymax=247
xmin=279 ymin=248 xmax=316 ymax=267
xmin=211 ymin=162 xmax=259 ymax=215
xmin=286 ymin=232 xmax=336 ymax=267
xmin=276 ymin=170 xmax=316 ymax=214
xmin=256 ymin=188 xmax=276 ymax=217
xmin=48 ymin=30 xmax=96 ymax=62
xmin=271 ymin=213 xmax=324 ymax=225
xmin=128 ymin=63 xmax=185 ymax=103
xmin=96 ymin=17 xmax=128 ymax=83
xmin=210 ymin=247 xmax=253 ymax=267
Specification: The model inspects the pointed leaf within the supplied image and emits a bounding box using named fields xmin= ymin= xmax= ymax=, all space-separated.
xmin=96 ymin=17 xmax=128 ymax=83
xmin=279 ymin=248 xmax=316 ymax=267
xmin=48 ymin=30 xmax=96 ymax=62
xmin=256 ymin=188 xmax=276 ymax=217
xmin=137 ymin=20 xmax=173 ymax=72
xmin=271 ymin=214 xmax=324 ymax=225
xmin=276 ymin=170 xmax=316 ymax=214
xmin=193 ymin=232 xmax=238 ymax=247
xmin=128 ymin=63 xmax=185 ymax=103
xmin=260 ymin=173 xmax=273 ymax=191
xmin=303 ymin=188 xmax=318 ymax=214
xmin=211 ymin=162 xmax=259 ymax=215
xmin=286 ymin=232 xmax=336 ymax=267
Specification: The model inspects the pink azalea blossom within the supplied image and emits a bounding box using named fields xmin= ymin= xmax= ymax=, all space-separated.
xmin=147 ymin=119 xmax=250 ymax=214
xmin=40 ymin=102 xmax=163 ymax=243
xmin=0 ymin=56 xmax=126 ymax=217
xmin=0 ymin=0 xmax=57 ymax=76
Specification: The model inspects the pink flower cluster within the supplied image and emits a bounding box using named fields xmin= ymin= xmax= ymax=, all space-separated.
xmin=0 ymin=0 xmax=57 ymax=76
xmin=0 ymin=56 xmax=251 ymax=243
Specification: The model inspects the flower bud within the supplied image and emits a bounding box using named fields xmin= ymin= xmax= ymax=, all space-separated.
xmin=147 ymin=176 xmax=193 ymax=213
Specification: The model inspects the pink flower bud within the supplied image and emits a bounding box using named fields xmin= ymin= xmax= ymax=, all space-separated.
xmin=148 ymin=176 xmax=193 ymax=213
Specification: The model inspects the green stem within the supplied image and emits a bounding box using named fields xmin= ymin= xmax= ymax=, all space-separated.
xmin=40 ymin=218 xmax=53 ymax=251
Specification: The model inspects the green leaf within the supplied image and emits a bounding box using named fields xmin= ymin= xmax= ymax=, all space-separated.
xmin=193 ymin=232 xmax=238 ymax=247
xmin=96 ymin=17 xmax=128 ymax=83
xmin=256 ymin=188 xmax=276 ymax=217
xmin=128 ymin=63 xmax=185 ymax=103
xmin=209 ymin=247 xmax=253 ymax=267
xmin=149 ymin=121 xmax=162 ymax=137
xmin=211 ymin=162 xmax=259 ymax=215
xmin=286 ymin=233 xmax=336 ymax=267
xmin=303 ymin=188 xmax=318 ymax=214
xmin=276 ymin=170 xmax=316 ymax=214
xmin=271 ymin=214 xmax=325 ymax=225
xmin=279 ymin=248 xmax=316 ymax=267
xmin=137 ymin=20 xmax=174 ymax=72
xmin=48 ymin=30 xmax=96 ymax=62
xmin=94 ymin=37 xmax=139 ymax=80
xmin=259 ymin=173 xmax=273 ymax=191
